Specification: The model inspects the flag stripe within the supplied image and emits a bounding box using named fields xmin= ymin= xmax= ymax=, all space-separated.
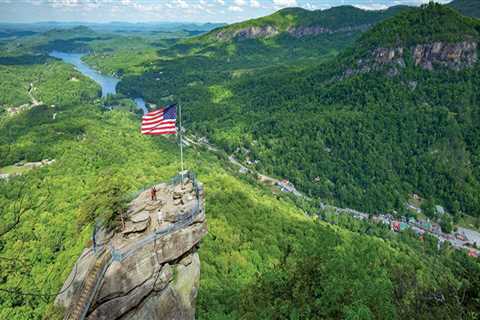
xmin=141 ymin=118 xmax=175 ymax=127
xmin=141 ymin=122 xmax=176 ymax=130
xmin=141 ymin=124 xmax=176 ymax=133
xmin=141 ymin=118 xmax=164 ymax=125
xmin=144 ymin=129 xmax=177 ymax=135
xmin=141 ymin=104 xmax=177 ymax=136
xmin=142 ymin=114 xmax=163 ymax=120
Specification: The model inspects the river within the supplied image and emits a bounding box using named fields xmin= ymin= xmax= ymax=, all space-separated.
xmin=49 ymin=51 xmax=148 ymax=114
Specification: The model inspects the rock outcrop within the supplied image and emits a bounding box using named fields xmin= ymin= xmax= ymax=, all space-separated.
xmin=216 ymin=25 xmax=279 ymax=40
xmin=412 ymin=41 xmax=478 ymax=70
xmin=345 ymin=40 xmax=478 ymax=77
xmin=216 ymin=24 xmax=372 ymax=41
xmin=287 ymin=26 xmax=333 ymax=37
xmin=287 ymin=24 xmax=370 ymax=38
xmin=56 ymin=173 xmax=207 ymax=320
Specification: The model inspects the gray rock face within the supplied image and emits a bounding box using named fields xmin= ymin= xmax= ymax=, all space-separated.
xmin=412 ymin=41 xmax=478 ymax=71
xmin=372 ymin=47 xmax=405 ymax=66
xmin=288 ymin=24 xmax=370 ymax=38
xmin=344 ymin=40 xmax=478 ymax=78
xmin=88 ymin=252 xmax=202 ymax=320
xmin=287 ymin=26 xmax=332 ymax=37
xmin=216 ymin=23 xmax=372 ymax=41
xmin=217 ymin=25 xmax=279 ymax=40
xmin=56 ymin=177 xmax=207 ymax=320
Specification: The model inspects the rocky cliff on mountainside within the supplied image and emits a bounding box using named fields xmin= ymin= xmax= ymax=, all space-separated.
xmin=216 ymin=25 xmax=279 ymax=40
xmin=287 ymin=24 xmax=370 ymax=38
xmin=215 ymin=23 xmax=372 ymax=41
xmin=56 ymin=174 xmax=207 ymax=320
xmin=345 ymin=40 xmax=478 ymax=77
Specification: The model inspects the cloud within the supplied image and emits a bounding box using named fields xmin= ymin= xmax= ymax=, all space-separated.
xmin=174 ymin=0 xmax=189 ymax=9
xmin=215 ymin=0 xmax=225 ymax=5
xmin=48 ymin=0 xmax=80 ymax=8
xmin=272 ymin=0 xmax=298 ymax=8
xmin=353 ymin=3 xmax=388 ymax=10
xmin=250 ymin=0 xmax=260 ymax=8
xmin=302 ymin=2 xmax=316 ymax=10
xmin=131 ymin=2 xmax=164 ymax=13
xmin=228 ymin=5 xmax=243 ymax=12
xmin=234 ymin=0 xmax=246 ymax=6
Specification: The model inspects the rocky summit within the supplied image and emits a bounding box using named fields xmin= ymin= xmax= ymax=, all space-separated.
xmin=55 ymin=174 xmax=207 ymax=320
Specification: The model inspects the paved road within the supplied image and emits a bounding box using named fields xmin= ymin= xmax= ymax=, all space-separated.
xmin=457 ymin=227 xmax=480 ymax=246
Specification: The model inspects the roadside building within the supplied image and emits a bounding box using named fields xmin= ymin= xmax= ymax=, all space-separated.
xmin=239 ymin=166 xmax=248 ymax=174
xmin=391 ymin=221 xmax=409 ymax=232
xmin=468 ymin=249 xmax=478 ymax=258
xmin=418 ymin=219 xmax=433 ymax=231
xmin=276 ymin=179 xmax=296 ymax=193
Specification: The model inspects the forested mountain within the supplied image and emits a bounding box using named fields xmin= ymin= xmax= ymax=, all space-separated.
xmin=114 ymin=4 xmax=411 ymax=90
xmin=2 ymin=2 xmax=480 ymax=320
xmin=119 ymin=3 xmax=480 ymax=219
xmin=449 ymin=0 xmax=480 ymax=18
xmin=1 ymin=45 xmax=479 ymax=320
xmin=204 ymin=5 xmax=409 ymax=41
xmin=115 ymin=6 xmax=419 ymax=106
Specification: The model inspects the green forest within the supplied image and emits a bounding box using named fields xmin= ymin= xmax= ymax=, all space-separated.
xmin=118 ymin=4 xmax=480 ymax=219
xmin=1 ymin=1 xmax=480 ymax=319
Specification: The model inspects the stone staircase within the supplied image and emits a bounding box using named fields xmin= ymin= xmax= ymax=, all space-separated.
xmin=65 ymin=250 xmax=111 ymax=320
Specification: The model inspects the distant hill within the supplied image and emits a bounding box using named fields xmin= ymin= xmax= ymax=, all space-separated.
xmin=448 ymin=0 xmax=480 ymax=18
xmin=0 ymin=21 xmax=226 ymax=34
xmin=357 ymin=2 xmax=479 ymax=49
xmin=342 ymin=2 xmax=480 ymax=73
xmin=204 ymin=5 xmax=411 ymax=41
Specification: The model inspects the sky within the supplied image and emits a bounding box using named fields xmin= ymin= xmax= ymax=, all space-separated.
xmin=0 ymin=0 xmax=451 ymax=24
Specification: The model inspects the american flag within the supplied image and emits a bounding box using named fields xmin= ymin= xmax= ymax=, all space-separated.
xmin=141 ymin=104 xmax=177 ymax=135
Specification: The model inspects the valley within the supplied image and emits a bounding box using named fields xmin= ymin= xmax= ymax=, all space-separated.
xmin=1 ymin=1 xmax=480 ymax=320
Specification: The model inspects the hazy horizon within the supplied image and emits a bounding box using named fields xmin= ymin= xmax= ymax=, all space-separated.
xmin=0 ymin=0 xmax=451 ymax=24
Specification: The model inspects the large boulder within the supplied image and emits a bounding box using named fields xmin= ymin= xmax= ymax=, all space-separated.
xmin=56 ymin=176 xmax=207 ymax=320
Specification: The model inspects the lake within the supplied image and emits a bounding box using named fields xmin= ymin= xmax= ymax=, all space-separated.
xmin=49 ymin=50 xmax=148 ymax=113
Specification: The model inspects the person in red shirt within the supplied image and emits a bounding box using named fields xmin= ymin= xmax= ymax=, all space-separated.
xmin=151 ymin=186 xmax=157 ymax=201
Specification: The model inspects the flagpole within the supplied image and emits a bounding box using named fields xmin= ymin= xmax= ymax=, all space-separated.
xmin=179 ymin=103 xmax=184 ymax=186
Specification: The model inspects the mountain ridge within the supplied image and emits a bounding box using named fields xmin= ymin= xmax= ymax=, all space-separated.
xmin=341 ymin=3 xmax=480 ymax=74
xmin=448 ymin=0 xmax=480 ymax=18
xmin=203 ymin=5 xmax=411 ymax=41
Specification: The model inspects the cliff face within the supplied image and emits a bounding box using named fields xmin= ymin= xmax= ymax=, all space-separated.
xmin=345 ymin=40 xmax=478 ymax=77
xmin=215 ymin=23 xmax=370 ymax=41
xmin=287 ymin=24 xmax=370 ymax=38
xmin=56 ymin=174 xmax=207 ymax=320
xmin=412 ymin=41 xmax=478 ymax=70
xmin=216 ymin=25 xmax=279 ymax=40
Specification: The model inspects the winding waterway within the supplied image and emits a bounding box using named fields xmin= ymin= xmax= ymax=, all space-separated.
xmin=49 ymin=50 xmax=148 ymax=114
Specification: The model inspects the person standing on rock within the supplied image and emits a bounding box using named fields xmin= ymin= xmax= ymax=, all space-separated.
xmin=151 ymin=186 xmax=157 ymax=201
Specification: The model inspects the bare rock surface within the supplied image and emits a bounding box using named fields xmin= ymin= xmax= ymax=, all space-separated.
xmin=412 ymin=41 xmax=478 ymax=70
xmin=56 ymin=175 xmax=207 ymax=320
xmin=345 ymin=41 xmax=478 ymax=78
xmin=217 ymin=25 xmax=279 ymax=40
